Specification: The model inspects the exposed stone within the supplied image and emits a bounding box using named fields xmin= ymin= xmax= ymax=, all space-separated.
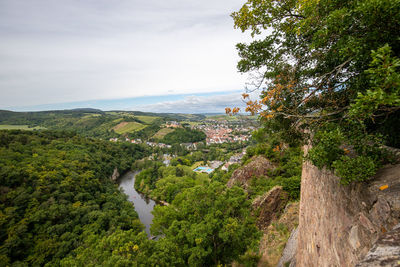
xmin=296 ymin=144 xmax=400 ymax=267
xmin=359 ymin=212 xmax=377 ymax=234
xmin=277 ymin=227 xmax=298 ymax=267
xmin=252 ymin=186 xmax=289 ymax=229
xmin=227 ymin=156 xmax=276 ymax=190
xmin=356 ymin=224 xmax=400 ymax=267
xmin=110 ymin=167 xmax=120 ymax=181
xmin=258 ymin=202 xmax=299 ymax=267
xmin=367 ymin=164 xmax=400 ymax=225
xmin=349 ymin=225 xmax=361 ymax=250
xmin=369 ymin=197 xmax=391 ymax=228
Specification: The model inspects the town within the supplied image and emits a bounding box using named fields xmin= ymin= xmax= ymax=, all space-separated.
xmin=109 ymin=118 xmax=255 ymax=148
xmin=109 ymin=117 xmax=256 ymax=174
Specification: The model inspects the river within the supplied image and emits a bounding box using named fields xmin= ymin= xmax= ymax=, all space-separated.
xmin=118 ymin=171 xmax=156 ymax=236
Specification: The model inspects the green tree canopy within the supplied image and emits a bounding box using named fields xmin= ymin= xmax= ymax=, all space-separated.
xmin=161 ymin=128 xmax=206 ymax=145
xmin=151 ymin=182 xmax=261 ymax=266
xmin=232 ymin=0 xmax=400 ymax=183
xmin=0 ymin=130 xmax=148 ymax=265
xmin=232 ymin=0 xmax=399 ymax=142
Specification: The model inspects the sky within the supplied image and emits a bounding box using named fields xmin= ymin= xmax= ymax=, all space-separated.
xmin=0 ymin=0 xmax=254 ymax=113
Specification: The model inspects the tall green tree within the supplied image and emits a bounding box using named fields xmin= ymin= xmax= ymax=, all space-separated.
xmin=0 ymin=130 xmax=148 ymax=265
xmin=232 ymin=0 xmax=399 ymax=135
xmin=151 ymin=182 xmax=261 ymax=266
xmin=232 ymin=0 xmax=400 ymax=182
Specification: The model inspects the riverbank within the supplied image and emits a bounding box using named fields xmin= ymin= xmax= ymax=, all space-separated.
xmin=118 ymin=171 xmax=156 ymax=236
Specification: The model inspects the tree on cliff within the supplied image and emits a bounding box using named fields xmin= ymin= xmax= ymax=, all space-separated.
xmin=231 ymin=0 xmax=400 ymax=183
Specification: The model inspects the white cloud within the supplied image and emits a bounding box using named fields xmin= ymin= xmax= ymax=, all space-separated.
xmin=133 ymin=91 xmax=260 ymax=113
xmin=0 ymin=0 xmax=251 ymax=108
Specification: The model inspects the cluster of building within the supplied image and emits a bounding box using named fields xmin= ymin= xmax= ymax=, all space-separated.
xmin=193 ymin=150 xmax=247 ymax=174
xmin=145 ymin=142 xmax=172 ymax=149
xmin=109 ymin=119 xmax=255 ymax=148
xmin=221 ymin=151 xmax=246 ymax=171
xmin=165 ymin=121 xmax=181 ymax=128
xmin=109 ymin=137 xmax=143 ymax=144
xmin=109 ymin=137 xmax=173 ymax=148
xmin=194 ymin=123 xmax=252 ymax=145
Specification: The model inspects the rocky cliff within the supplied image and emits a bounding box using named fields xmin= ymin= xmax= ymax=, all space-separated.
xmin=252 ymin=186 xmax=289 ymax=229
xmin=227 ymin=156 xmax=276 ymax=190
xmin=296 ymin=147 xmax=400 ymax=266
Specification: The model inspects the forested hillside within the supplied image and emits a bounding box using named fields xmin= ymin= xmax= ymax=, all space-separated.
xmin=0 ymin=110 xmax=206 ymax=139
xmin=161 ymin=128 xmax=206 ymax=145
xmin=0 ymin=130 xmax=149 ymax=266
xmin=0 ymin=130 xmax=261 ymax=266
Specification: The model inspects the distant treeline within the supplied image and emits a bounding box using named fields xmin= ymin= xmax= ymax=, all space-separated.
xmin=0 ymin=109 xmax=206 ymax=140
xmin=161 ymin=128 xmax=206 ymax=144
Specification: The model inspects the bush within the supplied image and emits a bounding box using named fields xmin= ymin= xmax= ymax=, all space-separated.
xmin=307 ymin=123 xmax=393 ymax=185
xmin=307 ymin=128 xmax=344 ymax=169
xmin=332 ymin=156 xmax=377 ymax=185
xmin=280 ymin=176 xmax=301 ymax=200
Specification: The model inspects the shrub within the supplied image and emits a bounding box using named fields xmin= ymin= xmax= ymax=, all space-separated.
xmin=332 ymin=156 xmax=377 ymax=185
xmin=307 ymin=128 xmax=344 ymax=169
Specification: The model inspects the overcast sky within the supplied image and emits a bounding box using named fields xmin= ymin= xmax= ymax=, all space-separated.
xmin=0 ymin=0 xmax=252 ymax=112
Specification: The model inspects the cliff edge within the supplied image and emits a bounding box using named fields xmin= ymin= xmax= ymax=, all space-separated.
xmin=296 ymin=146 xmax=400 ymax=266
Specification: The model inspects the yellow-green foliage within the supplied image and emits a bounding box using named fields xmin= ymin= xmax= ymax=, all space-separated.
xmin=152 ymin=127 xmax=174 ymax=139
xmin=207 ymin=115 xmax=239 ymax=121
xmin=0 ymin=125 xmax=45 ymax=130
xmin=0 ymin=130 xmax=149 ymax=266
xmin=112 ymin=122 xmax=147 ymax=134
xmin=135 ymin=116 xmax=159 ymax=124
xmin=135 ymin=162 xmax=210 ymax=203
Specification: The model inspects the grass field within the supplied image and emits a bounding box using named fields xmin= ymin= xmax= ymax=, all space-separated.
xmin=82 ymin=113 xmax=102 ymax=117
xmin=0 ymin=125 xmax=45 ymax=130
xmin=152 ymin=127 xmax=175 ymax=139
xmin=135 ymin=115 xmax=159 ymax=124
xmin=206 ymin=115 xmax=239 ymax=121
xmin=206 ymin=114 xmax=258 ymax=121
xmin=112 ymin=122 xmax=147 ymax=134
xmin=183 ymin=121 xmax=201 ymax=127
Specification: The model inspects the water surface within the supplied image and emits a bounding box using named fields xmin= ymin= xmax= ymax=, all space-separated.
xmin=118 ymin=171 xmax=155 ymax=236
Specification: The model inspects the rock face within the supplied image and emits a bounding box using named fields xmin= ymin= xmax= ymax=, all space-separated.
xmin=296 ymin=145 xmax=400 ymax=267
xmin=356 ymin=224 xmax=400 ymax=267
xmin=257 ymin=202 xmax=299 ymax=267
xmin=252 ymin=186 xmax=289 ymax=229
xmin=277 ymin=227 xmax=298 ymax=267
xmin=110 ymin=167 xmax=120 ymax=181
xmin=227 ymin=156 xmax=276 ymax=190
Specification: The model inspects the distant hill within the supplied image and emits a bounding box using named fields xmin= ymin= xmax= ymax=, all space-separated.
xmin=0 ymin=109 xmax=206 ymax=139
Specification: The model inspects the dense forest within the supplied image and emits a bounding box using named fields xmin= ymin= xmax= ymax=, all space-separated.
xmin=134 ymin=162 xmax=209 ymax=202
xmin=0 ymin=130 xmax=261 ymax=266
xmin=161 ymin=128 xmax=206 ymax=145
xmin=0 ymin=130 xmax=149 ymax=265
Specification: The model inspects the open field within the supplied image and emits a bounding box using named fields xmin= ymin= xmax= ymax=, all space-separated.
xmin=206 ymin=115 xmax=239 ymax=121
xmin=112 ymin=122 xmax=147 ymax=134
xmin=82 ymin=113 xmax=102 ymax=117
xmin=152 ymin=127 xmax=174 ymax=139
xmin=0 ymin=125 xmax=45 ymax=130
xmin=136 ymin=115 xmax=159 ymax=124
xmin=183 ymin=121 xmax=201 ymax=127
xmin=206 ymin=114 xmax=258 ymax=121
